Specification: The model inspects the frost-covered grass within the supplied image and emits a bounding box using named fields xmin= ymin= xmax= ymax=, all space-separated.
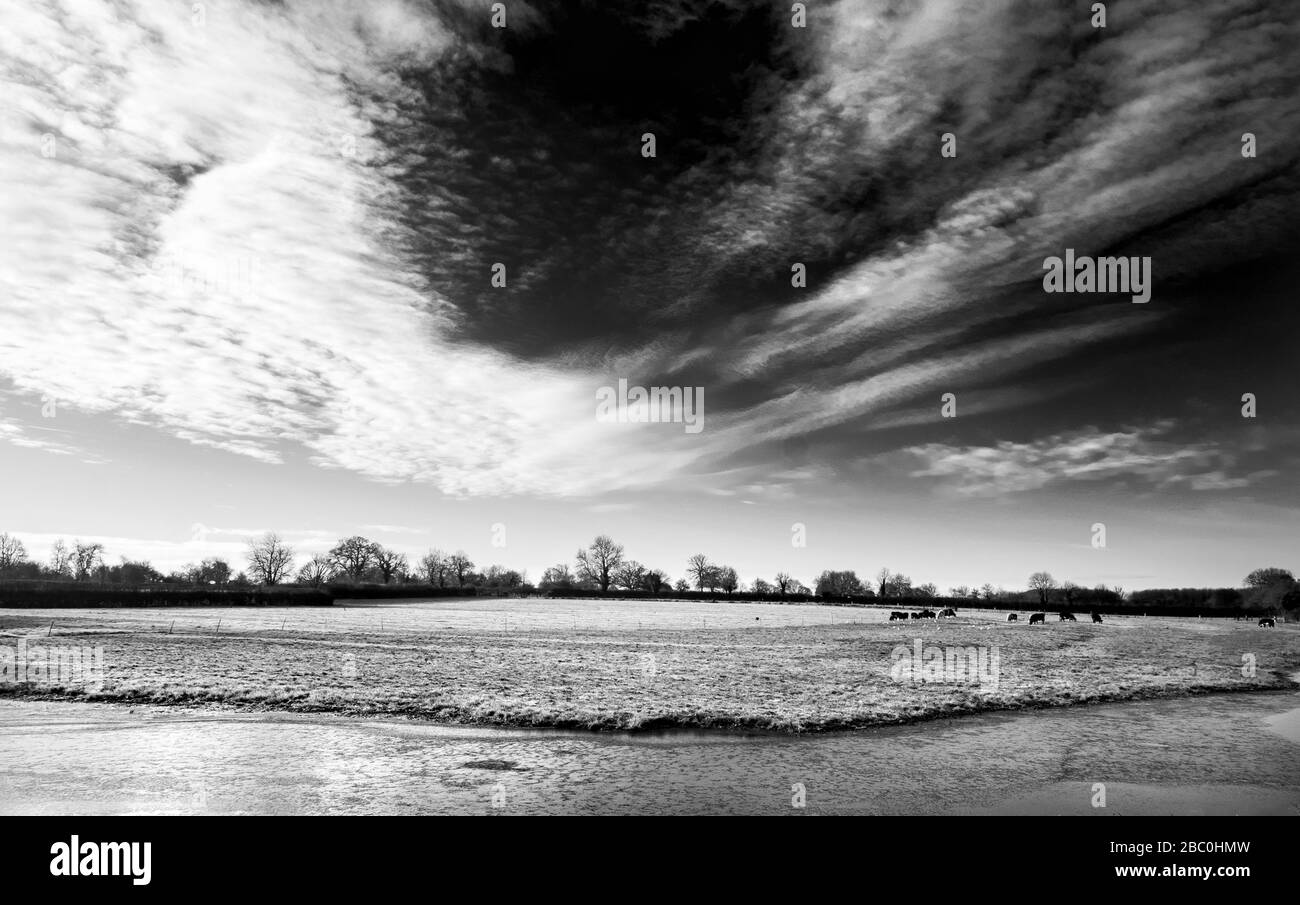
xmin=1 ymin=601 xmax=1296 ymax=732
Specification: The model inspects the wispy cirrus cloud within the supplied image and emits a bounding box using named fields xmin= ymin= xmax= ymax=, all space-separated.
xmin=902 ymin=421 xmax=1279 ymax=498
xmin=0 ymin=0 xmax=1295 ymax=504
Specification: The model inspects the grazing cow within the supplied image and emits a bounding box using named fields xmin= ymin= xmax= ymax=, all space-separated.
xmin=1029 ymin=612 xmax=1046 ymax=625
xmin=1091 ymin=612 xmax=1103 ymax=624
xmin=910 ymin=611 xmax=923 ymax=620
xmin=1059 ymin=612 xmax=1077 ymax=622
xmin=889 ymin=611 xmax=909 ymax=621
xmin=918 ymin=609 xmax=937 ymax=620
xmin=1007 ymin=613 xmax=1018 ymax=622
xmin=1259 ymin=617 xmax=1276 ymax=628
xmin=938 ymin=608 xmax=957 ymax=618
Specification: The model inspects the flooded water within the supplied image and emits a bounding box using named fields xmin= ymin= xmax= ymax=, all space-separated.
xmin=2 ymin=686 xmax=1297 ymax=815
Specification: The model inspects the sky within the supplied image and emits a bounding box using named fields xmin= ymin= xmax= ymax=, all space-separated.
xmin=1 ymin=0 xmax=1298 ymax=591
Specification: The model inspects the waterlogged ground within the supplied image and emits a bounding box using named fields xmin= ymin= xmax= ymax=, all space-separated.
xmin=1 ymin=598 xmax=1297 ymax=731
xmin=1 ymin=689 xmax=1297 ymax=815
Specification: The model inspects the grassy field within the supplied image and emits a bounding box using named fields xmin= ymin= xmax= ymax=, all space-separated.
xmin=1 ymin=598 xmax=1297 ymax=731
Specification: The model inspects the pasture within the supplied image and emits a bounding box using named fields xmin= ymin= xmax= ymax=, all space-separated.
xmin=1 ymin=598 xmax=1296 ymax=732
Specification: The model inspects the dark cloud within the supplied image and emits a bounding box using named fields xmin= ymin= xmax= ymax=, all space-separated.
xmin=358 ymin=0 xmax=1300 ymax=450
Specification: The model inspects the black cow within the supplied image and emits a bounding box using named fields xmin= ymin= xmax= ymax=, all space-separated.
xmin=889 ymin=611 xmax=909 ymax=621
xmin=918 ymin=609 xmax=937 ymax=620
xmin=938 ymin=608 xmax=957 ymax=619
xmin=1091 ymin=612 xmax=1103 ymax=624
xmin=1259 ymin=617 xmax=1276 ymax=628
xmin=1029 ymin=612 xmax=1046 ymax=625
xmin=1007 ymin=613 xmax=1018 ymax=622
xmin=1059 ymin=612 xmax=1076 ymax=622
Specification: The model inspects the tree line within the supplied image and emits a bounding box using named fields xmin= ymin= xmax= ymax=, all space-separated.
xmin=0 ymin=531 xmax=1295 ymax=614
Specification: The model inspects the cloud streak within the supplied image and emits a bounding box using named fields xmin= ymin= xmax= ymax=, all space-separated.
xmin=1 ymin=0 xmax=1296 ymax=503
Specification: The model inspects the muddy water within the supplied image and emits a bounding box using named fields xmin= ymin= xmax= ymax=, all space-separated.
xmin=2 ymin=686 xmax=1297 ymax=816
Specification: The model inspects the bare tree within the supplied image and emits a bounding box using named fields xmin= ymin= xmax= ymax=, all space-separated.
xmin=72 ymin=541 xmax=105 ymax=581
xmin=716 ymin=566 xmax=739 ymax=595
xmin=419 ymin=549 xmax=450 ymax=587
xmin=613 ymin=560 xmax=647 ymax=590
xmin=686 ymin=553 xmax=712 ymax=590
xmin=0 ymin=533 xmax=27 ymax=575
xmin=447 ymin=551 xmax=474 ymax=587
xmin=373 ymin=546 xmax=408 ymax=584
xmin=576 ymin=535 xmax=624 ymax=593
xmin=1027 ymin=571 xmax=1057 ymax=606
xmin=297 ymin=554 xmax=335 ymax=587
xmin=539 ymin=563 xmax=577 ymax=590
xmin=49 ymin=539 xmax=73 ymax=578
xmin=246 ymin=532 xmax=296 ymax=586
xmin=774 ymin=572 xmax=794 ymax=594
xmin=875 ymin=567 xmax=892 ymax=596
xmin=330 ymin=536 xmax=377 ymax=583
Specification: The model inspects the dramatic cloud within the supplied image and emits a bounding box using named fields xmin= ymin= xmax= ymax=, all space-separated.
xmin=1 ymin=0 xmax=1297 ymax=503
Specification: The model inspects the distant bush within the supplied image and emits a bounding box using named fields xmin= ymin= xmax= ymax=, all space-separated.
xmin=549 ymin=587 xmax=816 ymax=603
xmin=326 ymin=584 xmax=478 ymax=599
xmin=1127 ymin=588 xmax=1252 ymax=616
xmin=0 ymin=580 xmax=330 ymax=608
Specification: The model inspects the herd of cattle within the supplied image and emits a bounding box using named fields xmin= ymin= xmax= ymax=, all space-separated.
xmin=886 ymin=609 xmax=1279 ymax=627
xmin=888 ymin=608 xmax=957 ymax=621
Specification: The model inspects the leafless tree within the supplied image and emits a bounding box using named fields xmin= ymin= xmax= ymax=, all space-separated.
xmin=576 ymin=535 xmax=624 ymax=593
xmin=329 ymin=536 xmax=377 ymax=583
xmin=614 ymin=560 xmax=647 ymax=590
xmin=447 ymin=551 xmax=474 ymax=587
xmin=72 ymin=541 xmax=105 ymax=581
xmin=419 ymin=549 xmax=450 ymax=587
xmin=0 ymin=533 xmax=27 ymax=574
xmin=1028 ymin=571 xmax=1057 ymax=606
xmin=539 ymin=564 xmax=578 ymax=590
xmin=686 ymin=553 xmax=712 ymax=590
xmin=373 ymin=546 xmax=408 ymax=584
xmin=48 ymin=539 xmax=72 ymax=578
xmin=247 ymin=532 xmax=296 ymax=586
xmin=875 ymin=567 xmax=893 ymax=596
xmin=774 ymin=572 xmax=794 ymax=594
xmin=297 ymin=554 xmax=335 ymax=587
